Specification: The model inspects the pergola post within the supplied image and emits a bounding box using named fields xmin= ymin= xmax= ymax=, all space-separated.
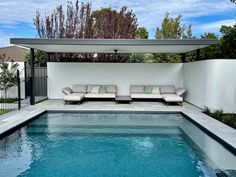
xmin=181 ymin=53 xmax=186 ymax=63
xmin=46 ymin=52 xmax=51 ymax=62
xmin=30 ymin=48 xmax=35 ymax=105
xmin=196 ymin=49 xmax=200 ymax=61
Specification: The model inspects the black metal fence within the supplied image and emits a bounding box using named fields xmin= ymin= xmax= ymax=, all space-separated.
xmin=0 ymin=70 xmax=22 ymax=115
xmin=0 ymin=67 xmax=48 ymax=116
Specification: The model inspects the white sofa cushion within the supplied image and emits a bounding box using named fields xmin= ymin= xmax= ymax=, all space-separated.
xmin=175 ymin=88 xmax=186 ymax=96
xmin=130 ymin=85 xmax=144 ymax=93
xmin=162 ymin=94 xmax=183 ymax=102
xmin=72 ymin=85 xmax=86 ymax=93
xmin=62 ymin=87 xmax=73 ymax=95
xmin=131 ymin=93 xmax=162 ymax=99
xmin=160 ymin=85 xmax=175 ymax=94
xmin=91 ymin=86 xmax=100 ymax=93
xmin=85 ymin=93 xmax=116 ymax=98
xmin=64 ymin=93 xmax=85 ymax=101
xmin=152 ymin=86 xmax=160 ymax=94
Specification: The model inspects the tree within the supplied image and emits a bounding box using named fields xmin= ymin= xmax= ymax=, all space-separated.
xmin=155 ymin=13 xmax=192 ymax=39
xmin=0 ymin=53 xmax=18 ymax=98
xmin=200 ymin=32 xmax=221 ymax=60
xmin=34 ymin=1 xmax=94 ymax=62
xmin=136 ymin=27 xmax=149 ymax=39
xmin=34 ymin=2 xmax=138 ymax=62
xmin=220 ymin=24 xmax=236 ymax=58
xmin=24 ymin=50 xmax=46 ymax=67
xmin=154 ymin=13 xmax=194 ymax=63
xmin=231 ymin=0 xmax=236 ymax=4
xmin=91 ymin=7 xmax=138 ymax=62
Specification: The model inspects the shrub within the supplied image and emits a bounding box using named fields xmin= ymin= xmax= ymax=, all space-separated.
xmin=211 ymin=109 xmax=224 ymax=121
xmin=202 ymin=106 xmax=211 ymax=115
xmin=223 ymin=114 xmax=236 ymax=127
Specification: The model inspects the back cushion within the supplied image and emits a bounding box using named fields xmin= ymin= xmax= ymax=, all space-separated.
xmin=152 ymin=86 xmax=160 ymax=94
xmin=106 ymin=85 xmax=117 ymax=93
xmin=72 ymin=85 xmax=87 ymax=93
xmin=87 ymin=85 xmax=101 ymax=93
xmin=160 ymin=85 xmax=175 ymax=94
xmin=130 ymin=85 xmax=144 ymax=93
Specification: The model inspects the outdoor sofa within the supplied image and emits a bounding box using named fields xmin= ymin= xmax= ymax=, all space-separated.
xmin=130 ymin=85 xmax=186 ymax=105
xmin=62 ymin=84 xmax=117 ymax=104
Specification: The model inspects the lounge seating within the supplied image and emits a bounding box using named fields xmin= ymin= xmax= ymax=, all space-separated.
xmin=85 ymin=85 xmax=116 ymax=99
xmin=130 ymin=85 xmax=162 ymax=99
xmin=62 ymin=84 xmax=117 ymax=104
xmin=62 ymin=85 xmax=86 ymax=105
xmin=160 ymin=85 xmax=186 ymax=105
xmin=130 ymin=85 xmax=186 ymax=105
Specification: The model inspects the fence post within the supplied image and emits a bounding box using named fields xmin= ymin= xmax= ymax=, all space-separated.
xmin=17 ymin=70 xmax=21 ymax=110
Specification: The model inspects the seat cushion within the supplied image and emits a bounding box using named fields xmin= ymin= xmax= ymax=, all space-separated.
xmin=63 ymin=93 xmax=85 ymax=101
xmin=131 ymin=93 xmax=162 ymax=99
xmin=160 ymin=85 xmax=175 ymax=94
xmin=85 ymin=93 xmax=116 ymax=99
xmin=72 ymin=85 xmax=86 ymax=93
xmin=162 ymin=94 xmax=183 ymax=102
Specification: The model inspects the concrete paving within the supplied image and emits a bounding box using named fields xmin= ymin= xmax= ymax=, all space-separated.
xmin=0 ymin=99 xmax=236 ymax=150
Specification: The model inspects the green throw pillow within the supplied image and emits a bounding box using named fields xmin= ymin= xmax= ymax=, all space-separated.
xmin=99 ymin=86 xmax=107 ymax=93
xmin=144 ymin=85 xmax=153 ymax=94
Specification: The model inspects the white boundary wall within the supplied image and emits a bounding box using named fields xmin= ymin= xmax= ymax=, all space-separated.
xmin=183 ymin=59 xmax=236 ymax=113
xmin=48 ymin=63 xmax=183 ymax=99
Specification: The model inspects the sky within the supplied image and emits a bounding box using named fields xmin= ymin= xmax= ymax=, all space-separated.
xmin=0 ymin=0 xmax=235 ymax=47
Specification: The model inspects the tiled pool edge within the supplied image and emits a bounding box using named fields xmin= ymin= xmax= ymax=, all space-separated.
xmin=0 ymin=107 xmax=236 ymax=156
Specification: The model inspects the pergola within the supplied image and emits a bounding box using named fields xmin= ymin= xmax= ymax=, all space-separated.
xmin=10 ymin=38 xmax=217 ymax=105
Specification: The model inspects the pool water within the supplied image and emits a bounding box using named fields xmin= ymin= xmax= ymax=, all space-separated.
xmin=0 ymin=112 xmax=235 ymax=177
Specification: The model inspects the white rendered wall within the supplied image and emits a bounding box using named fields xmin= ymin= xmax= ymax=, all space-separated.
xmin=48 ymin=63 xmax=183 ymax=99
xmin=183 ymin=59 xmax=236 ymax=113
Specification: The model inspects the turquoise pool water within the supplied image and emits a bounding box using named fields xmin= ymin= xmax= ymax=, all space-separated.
xmin=0 ymin=112 xmax=235 ymax=177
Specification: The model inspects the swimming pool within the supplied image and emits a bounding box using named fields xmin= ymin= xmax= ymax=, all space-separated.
xmin=0 ymin=112 xmax=235 ymax=177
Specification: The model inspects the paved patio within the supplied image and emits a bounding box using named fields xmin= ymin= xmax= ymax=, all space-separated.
xmin=0 ymin=100 xmax=236 ymax=150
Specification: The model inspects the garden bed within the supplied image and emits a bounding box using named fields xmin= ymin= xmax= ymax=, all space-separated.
xmin=0 ymin=98 xmax=18 ymax=103
xmin=203 ymin=106 xmax=236 ymax=129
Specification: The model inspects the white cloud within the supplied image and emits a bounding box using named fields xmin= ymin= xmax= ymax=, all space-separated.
xmin=193 ymin=19 xmax=236 ymax=34
xmin=0 ymin=32 xmax=17 ymax=47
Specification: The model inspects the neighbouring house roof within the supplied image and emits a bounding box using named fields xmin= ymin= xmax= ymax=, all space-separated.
xmin=0 ymin=45 xmax=29 ymax=62
xmin=10 ymin=38 xmax=217 ymax=54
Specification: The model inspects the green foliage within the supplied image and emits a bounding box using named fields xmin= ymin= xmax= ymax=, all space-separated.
xmin=200 ymin=33 xmax=221 ymax=60
xmin=154 ymin=12 xmax=193 ymax=63
xmin=220 ymin=24 xmax=236 ymax=59
xmin=128 ymin=54 xmax=145 ymax=63
xmin=223 ymin=114 xmax=236 ymax=127
xmin=202 ymin=106 xmax=211 ymax=115
xmin=202 ymin=106 xmax=236 ymax=128
xmin=155 ymin=12 xmax=193 ymax=39
xmin=0 ymin=109 xmax=12 ymax=115
xmin=24 ymin=50 xmax=46 ymax=67
xmin=136 ymin=27 xmax=149 ymax=39
xmin=0 ymin=98 xmax=18 ymax=103
xmin=0 ymin=53 xmax=18 ymax=97
xmin=211 ymin=109 xmax=224 ymax=121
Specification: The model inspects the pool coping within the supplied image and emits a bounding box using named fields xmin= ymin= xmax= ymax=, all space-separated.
xmin=0 ymin=108 xmax=236 ymax=156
